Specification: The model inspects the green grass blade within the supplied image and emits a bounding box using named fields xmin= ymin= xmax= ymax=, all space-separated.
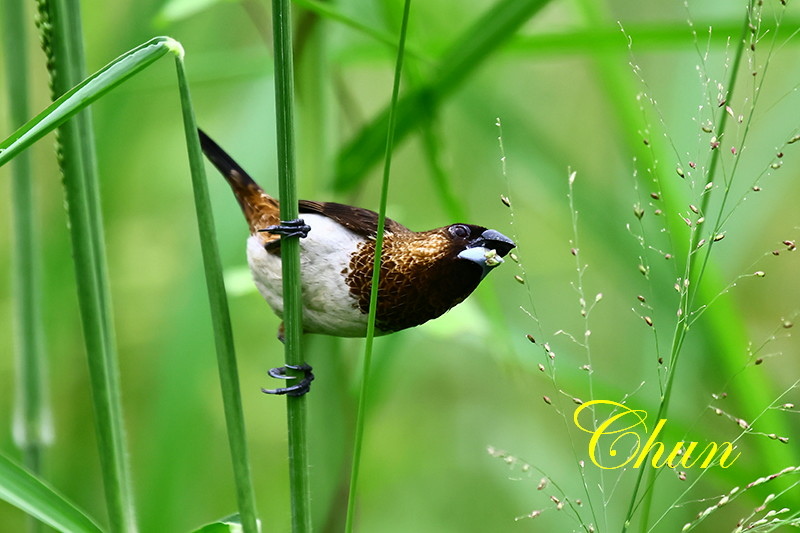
xmin=0 ymin=36 xmax=175 ymax=166
xmin=505 ymin=18 xmax=800 ymax=55
xmin=0 ymin=454 xmax=103 ymax=533
xmin=332 ymin=0 xmax=551 ymax=191
xmin=272 ymin=0 xmax=311 ymax=530
xmin=344 ymin=1 xmax=411 ymax=531
xmin=174 ymin=52 xmax=260 ymax=533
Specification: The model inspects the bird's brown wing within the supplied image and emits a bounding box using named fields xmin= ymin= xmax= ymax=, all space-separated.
xmin=299 ymin=200 xmax=409 ymax=238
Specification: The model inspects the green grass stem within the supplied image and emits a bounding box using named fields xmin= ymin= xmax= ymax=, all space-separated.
xmin=271 ymin=0 xmax=311 ymax=530
xmin=344 ymin=1 xmax=411 ymax=531
xmin=33 ymin=1 xmax=136 ymax=530
xmin=3 ymin=0 xmax=50 ymax=493
xmin=175 ymin=54 xmax=260 ymax=533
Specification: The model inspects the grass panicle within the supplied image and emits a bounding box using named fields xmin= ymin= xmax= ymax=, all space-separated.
xmin=490 ymin=1 xmax=799 ymax=531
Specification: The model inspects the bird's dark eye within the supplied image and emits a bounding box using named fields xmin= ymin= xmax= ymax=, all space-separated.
xmin=449 ymin=224 xmax=471 ymax=239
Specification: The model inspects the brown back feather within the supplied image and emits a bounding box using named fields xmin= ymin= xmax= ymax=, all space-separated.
xmin=299 ymin=201 xmax=409 ymax=238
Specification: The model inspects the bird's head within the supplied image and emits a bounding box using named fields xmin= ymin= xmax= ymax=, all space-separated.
xmin=445 ymin=224 xmax=516 ymax=279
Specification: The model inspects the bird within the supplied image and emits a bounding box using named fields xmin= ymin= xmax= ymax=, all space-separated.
xmin=198 ymin=129 xmax=515 ymax=393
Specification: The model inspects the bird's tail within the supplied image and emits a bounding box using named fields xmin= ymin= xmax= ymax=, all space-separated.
xmin=197 ymin=128 xmax=260 ymax=189
xmin=197 ymin=129 xmax=280 ymax=233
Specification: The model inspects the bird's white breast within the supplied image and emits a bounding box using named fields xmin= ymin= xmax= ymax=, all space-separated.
xmin=246 ymin=213 xmax=370 ymax=336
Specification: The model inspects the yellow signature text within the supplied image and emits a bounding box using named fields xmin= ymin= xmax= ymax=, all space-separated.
xmin=573 ymin=400 xmax=740 ymax=470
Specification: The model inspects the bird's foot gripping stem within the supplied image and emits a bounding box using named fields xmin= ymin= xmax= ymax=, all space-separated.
xmin=262 ymin=363 xmax=314 ymax=396
xmin=260 ymin=218 xmax=311 ymax=239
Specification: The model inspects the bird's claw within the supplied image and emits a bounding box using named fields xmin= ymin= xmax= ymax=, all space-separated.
xmin=262 ymin=363 xmax=314 ymax=396
xmin=260 ymin=218 xmax=311 ymax=239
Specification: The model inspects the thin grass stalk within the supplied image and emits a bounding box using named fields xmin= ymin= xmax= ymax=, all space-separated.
xmin=344 ymin=1 xmax=411 ymax=531
xmin=4 ymin=0 xmax=50 ymax=516
xmin=34 ymin=0 xmax=136 ymax=530
xmin=173 ymin=52 xmax=260 ymax=533
xmin=376 ymin=0 xmax=517 ymax=369
xmin=271 ymin=0 xmax=311 ymax=530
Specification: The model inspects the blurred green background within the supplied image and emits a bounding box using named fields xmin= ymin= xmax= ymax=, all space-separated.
xmin=1 ymin=0 xmax=799 ymax=531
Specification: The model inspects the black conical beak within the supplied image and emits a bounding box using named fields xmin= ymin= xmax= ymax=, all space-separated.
xmin=457 ymin=229 xmax=516 ymax=280
xmin=473 ymin=229 xmax=515 ymax=257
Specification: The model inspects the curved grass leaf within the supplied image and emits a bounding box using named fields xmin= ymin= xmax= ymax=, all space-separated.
xmin=0 ymin=36 xmax=179 ymax=167
xmin=0 ymin=454 xmax=103 ymax=533
xmin=191 ymin=513 xmax=250 ymax=533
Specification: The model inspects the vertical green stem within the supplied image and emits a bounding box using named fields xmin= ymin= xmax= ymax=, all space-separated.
xmin=4 ymin=1 xmax=50 ymax=520
xmin=272 ymin=0 xmax=311 ymax=530
xmin=35 ymin=0 xmax=137 ymax=530
xmin=344 ymin=1 xmax=412 ymax=531
xmin=174 ymin=53 xmax=260 ymax=533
